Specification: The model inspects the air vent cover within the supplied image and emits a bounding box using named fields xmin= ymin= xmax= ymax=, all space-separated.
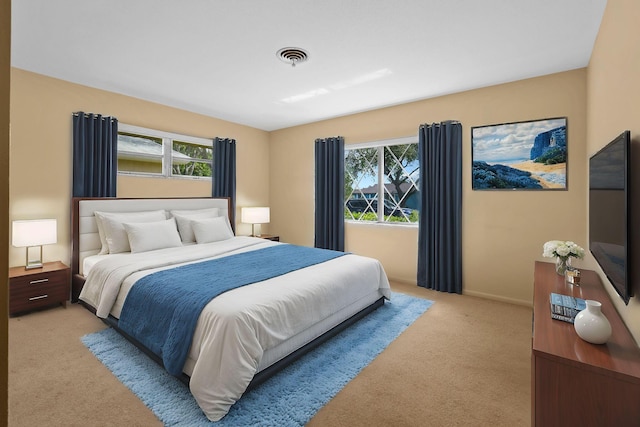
xmin=276 ymin=47 xmax=309 ymax=67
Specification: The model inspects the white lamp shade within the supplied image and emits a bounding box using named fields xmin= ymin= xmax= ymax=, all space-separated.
xmin=241 ymin=207 xmax=270 ymax=224
xmin=12 ymin=219 xmax=57 ymax=247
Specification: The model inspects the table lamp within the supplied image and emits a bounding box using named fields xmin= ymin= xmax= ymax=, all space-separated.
xmin=12 ymin=219 xmax=57 ymax=269
xmin=241 ymin=207 xmax=270 ymax=237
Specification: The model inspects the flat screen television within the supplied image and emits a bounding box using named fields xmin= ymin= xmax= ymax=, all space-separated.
xmin=589 ymin=130 xmax=632 ymax=304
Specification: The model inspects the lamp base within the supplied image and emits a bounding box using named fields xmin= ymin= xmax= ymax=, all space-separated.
xmin=25 ymin=262 xmax=44 ymax=270
xmin=25 ymin=245 xmax=44 ymax=270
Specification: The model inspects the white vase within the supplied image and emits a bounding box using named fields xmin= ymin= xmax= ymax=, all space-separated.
xmin=574 ymin=300 xmax=612 ymax=344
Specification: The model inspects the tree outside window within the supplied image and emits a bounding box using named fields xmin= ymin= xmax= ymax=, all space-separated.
xmin=344 ymin=141 xmax=420 ymax=223
xmin=172 ymin=140 xmax=212 ymax=177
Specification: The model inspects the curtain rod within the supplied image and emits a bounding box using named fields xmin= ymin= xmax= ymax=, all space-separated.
xmin=420 ymin=120 xmax=460 ymax=127
xmin=72 ymin=112 xmax=117 ymax=120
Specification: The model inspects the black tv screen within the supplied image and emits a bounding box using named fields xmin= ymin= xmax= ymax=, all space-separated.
xmin=589 ymin=130 xmax=631 ymax=304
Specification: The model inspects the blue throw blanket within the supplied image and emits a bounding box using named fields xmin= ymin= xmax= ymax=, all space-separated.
xmin=118 ymin=244 xmax=346 ymax=376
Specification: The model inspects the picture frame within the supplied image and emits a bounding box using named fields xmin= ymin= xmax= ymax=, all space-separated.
xmin=471 ymin=117 xmax=567 ymax=190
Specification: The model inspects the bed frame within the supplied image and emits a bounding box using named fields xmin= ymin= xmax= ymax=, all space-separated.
xmin=71 ymin=197 xmax=384 ymax=389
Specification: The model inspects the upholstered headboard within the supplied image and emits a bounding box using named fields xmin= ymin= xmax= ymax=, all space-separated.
xmin=71 ymin=197 xmax=232 ymax=301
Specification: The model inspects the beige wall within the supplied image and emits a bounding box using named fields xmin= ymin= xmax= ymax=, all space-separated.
xmin=9 ymin=69 xmax=271 ymax=268
xmin=587 ymin=0 xmax=640 ymax=343
xmin=270 ymin=69 xmax=587 ymax=306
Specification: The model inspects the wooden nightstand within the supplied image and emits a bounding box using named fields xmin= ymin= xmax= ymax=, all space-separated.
xmin=255 ymin=234 xmax=280 ymax=242
xmin=9 ymin=261 xmax=71 ymax=316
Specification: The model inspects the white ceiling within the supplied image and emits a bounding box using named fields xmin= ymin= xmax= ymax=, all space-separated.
xmin=11 ymin=0 xmax=607 ymax=131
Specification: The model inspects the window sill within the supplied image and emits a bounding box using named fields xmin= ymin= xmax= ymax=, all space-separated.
xmin=345 ymin=220 xmax=418 ymax=228
xmin=118 ymin=172 xmax=210 ymax=181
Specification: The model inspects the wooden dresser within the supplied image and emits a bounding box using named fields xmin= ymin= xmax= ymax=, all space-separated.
xmin=532 ymin=261 xmax=640 ymax=426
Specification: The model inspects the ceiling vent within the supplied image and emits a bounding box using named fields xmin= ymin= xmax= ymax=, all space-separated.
xmin=276 ymin=47 xmax=309 ymax=67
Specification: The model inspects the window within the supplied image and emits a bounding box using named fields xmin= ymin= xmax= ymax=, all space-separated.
xmin=171 ymin=139 xmax=212 ymax=177
xmin=344 ymin=137 xmax=420 ymax=224
xmin=117 ymin=124 xmax=212 ymax=178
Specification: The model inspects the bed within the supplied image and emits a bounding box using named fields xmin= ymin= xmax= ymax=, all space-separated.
xmin=71 ymin=197 xmax=391 ymax=421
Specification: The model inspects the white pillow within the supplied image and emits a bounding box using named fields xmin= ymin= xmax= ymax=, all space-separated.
xmin=123 ymin=218 xmax=182 ymax=253
xmin=170 ymin=207 xmax=220 ymax=217
xmin=95 ymin=210 xmax=167 ymax=254
xmin=170 ymin=208 xmax=221 ymax=243
xmin=191 ymin=216 xmax=234 ymax=244
xmin=94 ymin=215 xmax=110 ymax=255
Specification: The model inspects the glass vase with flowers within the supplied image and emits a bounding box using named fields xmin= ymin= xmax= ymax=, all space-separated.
xmin=543 ymin=240 xmax=585 ymax=276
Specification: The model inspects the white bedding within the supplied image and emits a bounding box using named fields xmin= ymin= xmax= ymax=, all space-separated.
xmin=79 ymin=236 xmax=391 ymax=421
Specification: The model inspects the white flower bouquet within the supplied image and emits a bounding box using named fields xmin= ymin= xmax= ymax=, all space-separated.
xmin=543 ymin=240 xmax=585 ymax=260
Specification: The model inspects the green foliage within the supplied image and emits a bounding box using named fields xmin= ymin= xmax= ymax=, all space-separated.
xmin=344 ymin=173 xmax=354 ymax=202
xmin=173 ymin=162 xmax=212 ymax=177
xmin=534 ymin=147 xmax=566 ymax=165
xmin=172 ymin=141 xmax=212 ymax=177
xmin=347 ymin=211 xmax=379 ymax=222
xmin=385 ymin=210 xmax=420 ymax=223
xmin=344 ymin=209 xmax=419 ymax=223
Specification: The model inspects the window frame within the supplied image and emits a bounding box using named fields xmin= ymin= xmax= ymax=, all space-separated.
xmin=117 ymin=123 xmax=213 ymax=180
xmin=345 ymin=136 xmax=419 ymax=226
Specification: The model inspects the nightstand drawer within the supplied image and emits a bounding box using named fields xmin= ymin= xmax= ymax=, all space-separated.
xmin=9 ymin=262 xmax=70 ymax=315
xmin=10 ymin=269 xmax=69 ymax=289
xmin=10 ymin=281 xmax=69 ymax=311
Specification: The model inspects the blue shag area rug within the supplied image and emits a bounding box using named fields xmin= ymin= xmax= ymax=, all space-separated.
xmin=81 ymin=292 xmax=433 ymax=426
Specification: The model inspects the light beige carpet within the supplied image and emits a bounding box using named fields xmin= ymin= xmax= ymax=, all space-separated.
xmin=8 ymin=282 xmax=532 ymax=426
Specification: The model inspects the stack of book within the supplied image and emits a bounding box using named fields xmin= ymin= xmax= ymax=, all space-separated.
xmin=550 ymin=292 xmax=586 ymax=323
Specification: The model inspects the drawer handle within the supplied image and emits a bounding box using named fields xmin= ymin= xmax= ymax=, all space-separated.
xmin=30 ymin=278 xmax=49 ymax=285
xmin=29 ymin=294 xmax=48 ymax=301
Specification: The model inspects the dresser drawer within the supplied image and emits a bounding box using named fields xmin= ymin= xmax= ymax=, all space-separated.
xmin=9 ymin=263 xmax=70 ymax=315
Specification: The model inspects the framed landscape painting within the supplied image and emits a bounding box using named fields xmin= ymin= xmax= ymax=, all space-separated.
xmin=471 ymin=117 xmax=567 ymax=190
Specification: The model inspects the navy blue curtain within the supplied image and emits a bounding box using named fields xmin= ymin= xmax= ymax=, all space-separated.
xmin=314 ymin=136 xmax=345 ymax=251
xmin=72 ymin=112 xmax=118 ymax=197
xmin=417 ymin=121 xmax=462 ymax=293
xmin=212 ymin=137 xmax=237 ymax=225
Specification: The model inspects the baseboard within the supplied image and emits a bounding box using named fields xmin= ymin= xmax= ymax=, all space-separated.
xmin=387 ymin=277 xmax=416 ymax=287
xmin=388 ymin=277 xmax=533 ymax=308
xmin=463 ymin=289 xmax=532 ymax=308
